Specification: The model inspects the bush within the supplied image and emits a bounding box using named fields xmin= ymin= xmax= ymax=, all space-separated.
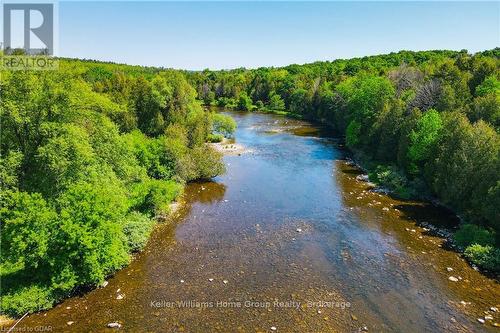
xmin=207 ymin=133 xmax=224 ymax=143
xmin=0 ymin=191 xmax=56 ymax=271
xmin=255 ymin=100 xmax=265 ymax=110
xmin=121 ymin=212 xmax=155 ymax=252
xmin=177 ymin=146 xmax=226 ymax=182
xmin=368 ymin=165 xmax=413 ymax=199
xmin=50 ymin=181 xmax=131 ymax=290
xmin=0 ymin=285 xmax=55 ymax=317
xmin=453 ymin=224 xmax=496 ymax=248
xmin=464 ymin=244 xmax=500 ymax=272
xmin=142 ymin=179 xmax=182 ymax=215
xmin=217 ymin=97 xmax=237 ymax=108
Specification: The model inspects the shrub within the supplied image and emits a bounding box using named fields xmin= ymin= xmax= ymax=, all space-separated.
xmin=255 ymin=100 xmax=265 ymax=110
xmin=0 ymin=285 xmax=55 ymax=317
xmin=51 ymin=181 xmax=130 ymax=290
xmin=177 ymin=146 xmax=226 ymax=182
xmin=142 ymin=179 xmax=182 ymax=215
xmin=464 ymin=244 xmax=500 ymax=272
xmin=207 ymin=133 xmax=224 ymax=143
xmin=121 ymin=212 xmax=155 ymax=252
xmin=0 ymin=190 xmax=57 ymax=270
xmin=368 ymin=165 xmax=413 ymax=199
xmin=453 ymin=224 xmax=496 ymax=248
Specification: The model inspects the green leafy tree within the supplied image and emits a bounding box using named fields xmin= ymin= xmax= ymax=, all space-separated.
xmin=212 ymin=113 xmax=237 ymax=137
xmin=268 ymin=91 xmax=285 ymax=110
xmin=407 ymin=109 xmax=443 ymax=175
xmin=237 ymin=92 xmax=253 ymax=111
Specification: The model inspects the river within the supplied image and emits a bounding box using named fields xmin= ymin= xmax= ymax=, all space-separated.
xmin=14 ymin=111 xmax=499 ymax=332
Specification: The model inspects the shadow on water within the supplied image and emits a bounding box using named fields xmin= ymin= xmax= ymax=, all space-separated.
xmin=394 ymin=203 xmax=460 ymax=229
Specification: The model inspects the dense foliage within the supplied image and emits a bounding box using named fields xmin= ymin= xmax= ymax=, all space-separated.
xmin=0 ymin=60 xmax=228 ymax=316
xmin=187 ymin=49 xmax=500 ymax=271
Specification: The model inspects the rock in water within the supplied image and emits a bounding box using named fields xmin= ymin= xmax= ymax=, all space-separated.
xmin=448 ymin=276 xmax=459 ymax=282
xmin=107 ymin=322 xmax=122 ymax=329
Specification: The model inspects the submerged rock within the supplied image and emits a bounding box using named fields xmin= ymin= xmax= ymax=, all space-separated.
xmin=448 ymin=276 xmax=459 ymax=282
xmin=107 ymin=322 xmax=122 ymax=329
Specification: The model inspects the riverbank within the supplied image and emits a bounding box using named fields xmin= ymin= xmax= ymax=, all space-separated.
xmin=344 ymin=152 xmax=499 ymax=277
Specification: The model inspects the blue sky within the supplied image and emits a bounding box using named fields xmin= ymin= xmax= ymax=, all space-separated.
xmin=58 ymin=1 xmax=499 ymax=70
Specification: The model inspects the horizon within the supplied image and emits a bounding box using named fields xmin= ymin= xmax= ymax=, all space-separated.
xmin=55 ymin=1 xmax=499 ymax=70
xmin=60 ymin=47 xmax=498 ymax=71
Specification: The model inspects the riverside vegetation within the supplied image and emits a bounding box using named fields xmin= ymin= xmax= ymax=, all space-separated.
xmin=0 ymin=60 xmax=235 ymax=316
xmin=1 ymin=49 xmax=499 ymax=317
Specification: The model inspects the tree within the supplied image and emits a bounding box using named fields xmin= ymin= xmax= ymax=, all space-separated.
xmin=212 ymin=113 xmax=237 ymax=137
xmin=268 ymin=91 xmax=285 ymax=110
xmin=237 ymin=92 xmax=253 ymax=111
xmin=407 ymin=109 xmax=443 ymax=175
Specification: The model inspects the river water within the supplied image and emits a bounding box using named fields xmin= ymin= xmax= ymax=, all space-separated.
xmin=15 ymin=111 xmax=499 ymax=332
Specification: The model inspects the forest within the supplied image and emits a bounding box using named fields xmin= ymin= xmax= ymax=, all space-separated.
xmin=1 ymin=49 xmax=499 ymax=317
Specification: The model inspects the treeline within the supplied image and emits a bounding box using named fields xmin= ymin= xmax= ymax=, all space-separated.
xmin=186 ymin=49 xmax=500 ymax=271
xmin=0 ymin=60 xmax=230 ymax=316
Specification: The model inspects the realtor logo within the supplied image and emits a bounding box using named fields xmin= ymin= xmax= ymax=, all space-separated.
xmin=3 ymin=2 xmax=54 ymax=55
